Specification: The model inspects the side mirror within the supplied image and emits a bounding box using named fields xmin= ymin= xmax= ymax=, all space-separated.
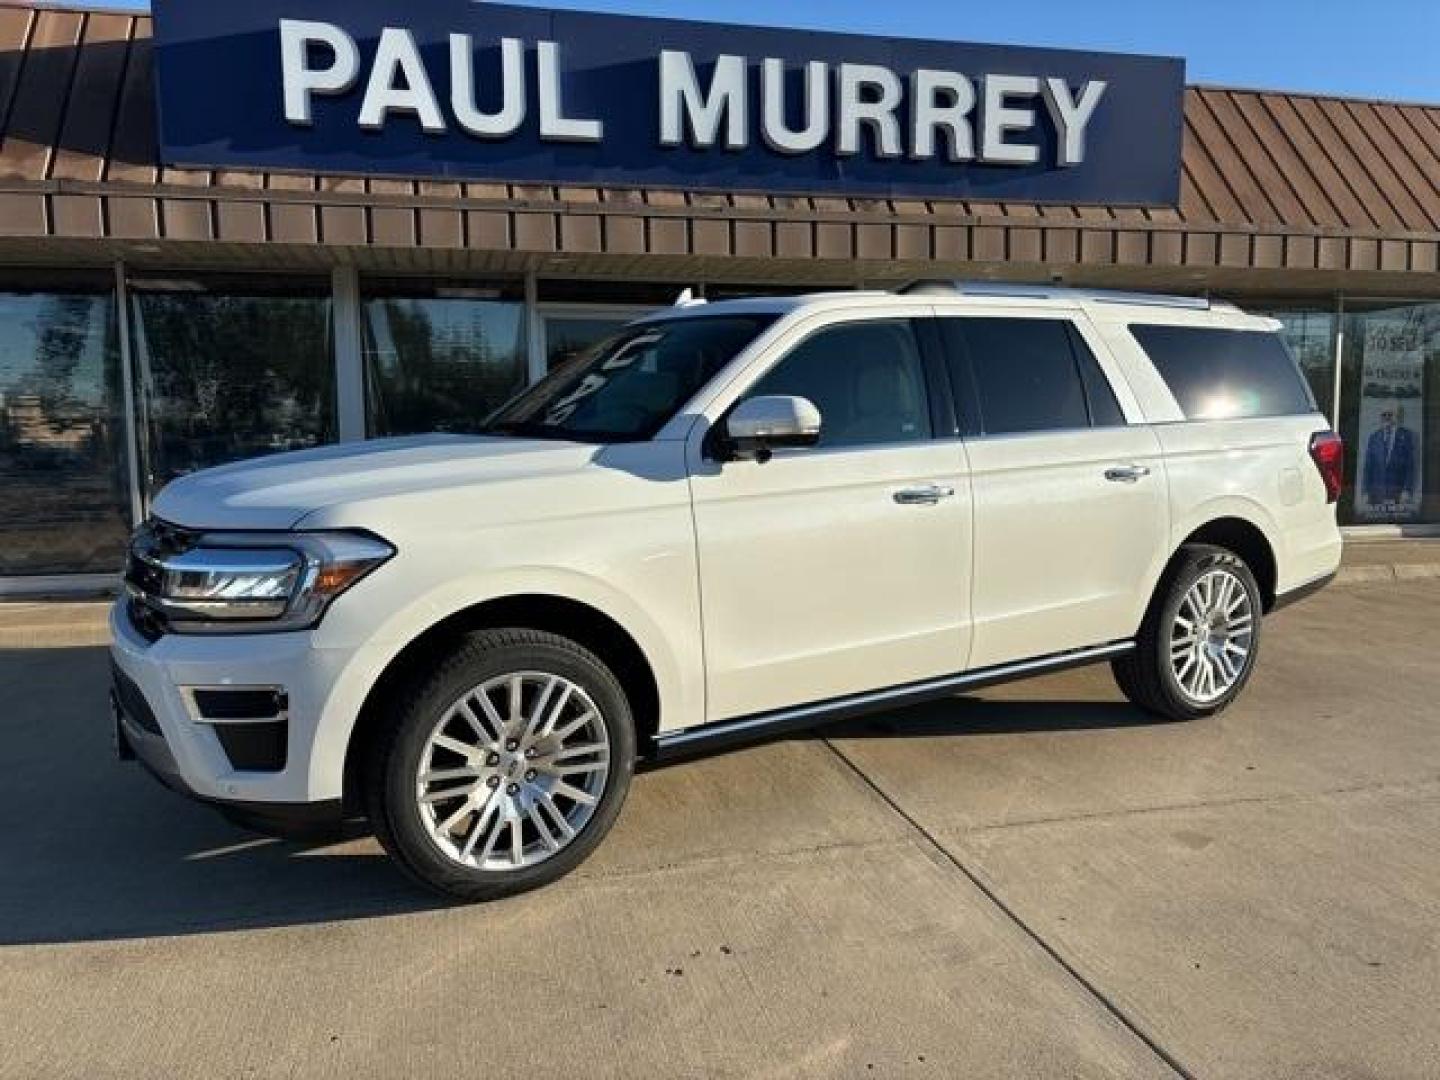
xmin=725 ymin=395 xmax=822 ymax=463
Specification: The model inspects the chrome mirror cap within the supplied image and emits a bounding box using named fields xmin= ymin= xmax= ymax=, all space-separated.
xmin=726 ymin=395 xmax=822 ymax=453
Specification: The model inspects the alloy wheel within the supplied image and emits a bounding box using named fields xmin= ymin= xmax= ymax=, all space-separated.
xmin=1169 ymin=568 xmax=1255 ymax=704
xmin=415 ymin=671 xmax=611 ymax=871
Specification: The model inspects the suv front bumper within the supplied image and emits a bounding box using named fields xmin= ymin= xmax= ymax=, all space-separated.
xmin=108 ymin=601 xmax=386 ymax=825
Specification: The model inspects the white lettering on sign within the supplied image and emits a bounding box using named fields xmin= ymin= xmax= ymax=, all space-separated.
xmin=451 ymin=35 xmax=526 ymax=139
xmin=1041 ymin=77 xmax=1108 ymax=166
xmin=659 ymin=51 xmax=747 ymax=150
xmin=280 ymin=19 xmax=361 ymax=125
xmin=277 ymin=21 xmax=1108 ymax=167
xmin=911 ymin=69 xmax=977 ymax=161
xmin=760 ymin=58 xmax=828 ymax=155
xmin=358 ymin=27 xmax=445 ymax=134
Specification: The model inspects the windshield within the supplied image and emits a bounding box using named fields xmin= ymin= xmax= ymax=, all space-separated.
xmin=484 ymin=314 xmax=778 ymax=442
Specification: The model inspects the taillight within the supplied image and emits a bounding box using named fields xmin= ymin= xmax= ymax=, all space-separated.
xmin=1308 ymin=431 xmax=1344 ymax=504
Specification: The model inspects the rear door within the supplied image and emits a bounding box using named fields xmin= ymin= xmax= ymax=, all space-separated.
xmin=939 ymin=311 xmax=1170 ymax=669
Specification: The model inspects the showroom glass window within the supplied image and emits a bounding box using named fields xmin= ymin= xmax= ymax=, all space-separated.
xmin=129 ymin=276 xmax=334 ymax=496
xmin=363 ymin=279 xmax=528 ymax=436
xmin=1250 ymin=303 xmax=1338 ymax=422
xmin=0 ymin=274 xmax=128 ymax=575
xmin=1338 ymin=301 xmax=1438 ymax=526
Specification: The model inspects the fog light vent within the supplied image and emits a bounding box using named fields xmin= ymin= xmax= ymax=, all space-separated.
xmin=191 ymin=688 xmax=286 ymax=721
xmin=183 ymin=687 xmax=289 ymax=773
xmin=213 ymin=723 xmax=289 ymax=773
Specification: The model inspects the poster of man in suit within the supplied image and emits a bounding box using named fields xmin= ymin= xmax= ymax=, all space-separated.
xmin=1355 ymin=317 xmax=1424 ymax=522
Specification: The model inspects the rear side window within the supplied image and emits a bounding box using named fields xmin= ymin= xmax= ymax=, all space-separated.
xmin=941 ymin=318 xmax=1126 ymax=436
xmin=1130 ymin=324 xmax=1317 ymax=420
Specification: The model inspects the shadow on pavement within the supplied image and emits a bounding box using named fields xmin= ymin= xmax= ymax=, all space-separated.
xmin=0 ymin=646 xmax=446 ymax=947
xmin=3 ymin=645 xmax=1151 ymax=946
xmin=825 ymin=694 xmax=1160 ymax=740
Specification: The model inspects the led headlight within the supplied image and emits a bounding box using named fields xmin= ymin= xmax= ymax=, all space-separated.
xmin=129 ymin=528 xmax=394 ymax=634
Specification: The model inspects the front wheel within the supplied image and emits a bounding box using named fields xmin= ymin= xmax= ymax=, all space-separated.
xmin=1113 ymin=544 xmax=1262 ymax=721
xmin=364 ymin=628 xmax=635 ymax=901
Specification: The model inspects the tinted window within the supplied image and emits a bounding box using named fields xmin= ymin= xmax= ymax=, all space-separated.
xmin=1131 ymin=324 xmax=1317 ymax=420
xmin=746 ymin=320 xmax=931 ymax=449
xmin=488 ymin=314 xmax=775 ymax=441
xmin=947 ymin=318 xmax=1091 ymax=435
xmin=1071 ymin=326 xmax=1127 ymax=427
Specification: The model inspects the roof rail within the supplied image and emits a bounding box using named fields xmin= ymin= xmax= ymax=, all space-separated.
xmin=896 ymin=280 xmax=1215 ymax=311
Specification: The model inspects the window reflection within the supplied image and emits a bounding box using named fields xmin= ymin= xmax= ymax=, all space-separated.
xmin=363 ymin=282 xmax=528 ymax=436
xmin=0 ymin=282 xmax=128 ymax=575
xmin=544 ymin=316 xmax=636 ymax=373
xmin=131 ymin=278 xmax=335 ymax=494
xmin=1251 ymin=306 xmax=1336 ymax=422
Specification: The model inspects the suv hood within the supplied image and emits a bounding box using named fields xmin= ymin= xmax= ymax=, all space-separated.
xmin=152 ymin=435 xmax=599 ymax=531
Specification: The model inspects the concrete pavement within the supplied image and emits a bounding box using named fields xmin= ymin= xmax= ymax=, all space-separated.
xmin=2 ymin=581 xmax=1438 ymax=1078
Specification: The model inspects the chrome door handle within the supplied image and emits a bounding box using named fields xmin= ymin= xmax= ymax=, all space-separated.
xmin=1104 ymin=464 xmax=1152 ymax=483
xmin=894 ymin=484 xmax=955 ymax=506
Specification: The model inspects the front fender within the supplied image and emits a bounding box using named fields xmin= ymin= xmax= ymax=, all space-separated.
xmin=303 ymin=565 xmax=699 ymax=801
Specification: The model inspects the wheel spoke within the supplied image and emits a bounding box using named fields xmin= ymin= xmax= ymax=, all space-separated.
xmin=420 ymin=766 xmax=480 ymax=786
xmin=421 ymin=784 xmax=476 ymax=806
xmin=459 ymin=793 xmax=502 ymax=861
xmin=540 ymin=794 xmax=576 ymax=841
xmin=552 ymin=780 xmax=598 ymax=806
xmin=434 ymin=794 xmax=477 ymax=834
xmin=507 ymin=677 xmax=524 ymax=734
xmin=538 ymin=683 xmax=575 ymax=739
xmin=509 ymin=818 xmax=525 ymax=866
xmin=555 ymin=762 xmax=607 ymax=779
xmin=477 ymin=809 xmax=508 ymax=865
xmin=522 ymin=676 xmax=559 ymax=743
xmin=528 ymin=805 xmax=561 ymax=852
xmin=431 ymin=733 xmax=480 ymax=760
xmin=553 ymin=741 xmax=608 ymax=762
xmin=551 ymin=710 xmax=597 ymax=743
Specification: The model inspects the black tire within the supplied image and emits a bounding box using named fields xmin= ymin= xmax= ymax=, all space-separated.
xmin=364 ymin=628 xmax=636 ymax=902
xmin=1112 ymin=543 xmax=1263 ymax=721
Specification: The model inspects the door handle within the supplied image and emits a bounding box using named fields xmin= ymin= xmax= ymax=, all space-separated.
xmin=1104 ymin=464 xmax=1153 ymax=484
xmin=894 ymin=484 xmax=956 ymax=506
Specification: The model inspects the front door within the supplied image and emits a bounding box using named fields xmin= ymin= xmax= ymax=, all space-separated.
xmin=687 ymin=316 xmax=973 ymax=722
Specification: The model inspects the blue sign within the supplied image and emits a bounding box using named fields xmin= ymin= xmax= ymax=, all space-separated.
xmin=151 ymin=0 xmax=1186 ymax=205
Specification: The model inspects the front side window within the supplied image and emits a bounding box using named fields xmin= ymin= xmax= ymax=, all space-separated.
xmin=944 ymin=318 xmax=1114 ymax=436
xmin=487 ymin=314 xmax=776 ymax=442
xmin=1130 ymin=324 xmax=1317 ymax=421
xmin=744 ymin=320 xmax=932 ymax=449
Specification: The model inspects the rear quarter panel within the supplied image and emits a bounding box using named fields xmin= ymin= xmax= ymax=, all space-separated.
xmin=1152 ymin=415 xmax=1342 ymax=596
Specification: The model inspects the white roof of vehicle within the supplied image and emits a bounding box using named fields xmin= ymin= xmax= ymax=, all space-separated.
xmin=643 ymin=284 xmax=1279 ymax=331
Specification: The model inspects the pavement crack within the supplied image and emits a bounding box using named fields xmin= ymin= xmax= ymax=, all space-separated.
xmin=958 ymin=774 xmax=1440 ymax=836
xmin=820 ymin=737 xmax=1197 ymax=1080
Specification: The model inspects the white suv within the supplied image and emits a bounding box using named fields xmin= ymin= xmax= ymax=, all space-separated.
xmin=111 ymin=283 xmax=1344 ymax=900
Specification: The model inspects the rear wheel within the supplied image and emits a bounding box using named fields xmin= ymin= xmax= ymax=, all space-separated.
xmin=1113 ymin=544 xmax=1262 ymax=721
xmin=365 ymin=628 xmax=635 ymax=901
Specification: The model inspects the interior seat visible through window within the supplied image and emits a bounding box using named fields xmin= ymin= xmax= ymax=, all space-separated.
xmin=746 ymin=320 xmax=931 ymax=449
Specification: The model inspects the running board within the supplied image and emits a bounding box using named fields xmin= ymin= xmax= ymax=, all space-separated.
xmin=653 ymin=640 xmax=1135 ymax=760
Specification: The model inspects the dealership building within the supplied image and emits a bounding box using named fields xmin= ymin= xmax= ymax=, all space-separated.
xmin=1 ymin=0 xmax=1439 ymax=590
